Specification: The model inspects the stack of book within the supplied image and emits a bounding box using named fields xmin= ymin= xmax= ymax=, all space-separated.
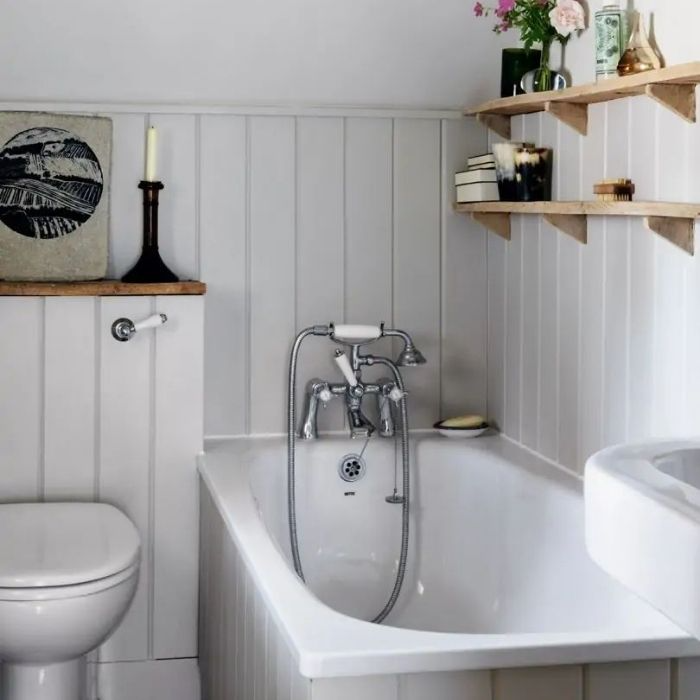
xmin=455 ymin=153 xmax=498 ymax=203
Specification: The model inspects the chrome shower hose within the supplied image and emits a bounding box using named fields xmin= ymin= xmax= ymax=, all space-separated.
xmin=286 ymin=328 xmax=410 ymax=624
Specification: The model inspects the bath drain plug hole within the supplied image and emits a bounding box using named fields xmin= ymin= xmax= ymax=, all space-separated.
xmin=338 ymin=454 xmax=366 ymax=482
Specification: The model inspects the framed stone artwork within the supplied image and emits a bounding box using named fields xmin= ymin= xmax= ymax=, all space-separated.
xmin=0 ymin=112 xmax=111 ymax=281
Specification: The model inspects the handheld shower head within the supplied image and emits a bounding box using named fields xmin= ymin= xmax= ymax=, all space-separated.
xmin=380 ymin=327 xmax=426 ymax=367
xmin=396 ymin=344 xmax=426 ymax=367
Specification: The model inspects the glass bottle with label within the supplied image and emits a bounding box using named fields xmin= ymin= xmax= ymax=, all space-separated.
xmin=595 ymin=3 xmax=630 ymax=81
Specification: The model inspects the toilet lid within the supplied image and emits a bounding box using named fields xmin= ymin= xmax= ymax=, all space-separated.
xmin=0 ymin=502 xmax=141 ymax=588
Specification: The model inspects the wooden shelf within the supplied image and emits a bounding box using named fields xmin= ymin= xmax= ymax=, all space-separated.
xmin=455 ymin=201 xmax=700 ymax=254
xmin=467 ymin=62 xmax=700 ymax=138
xmin=0 ymin=280 xmax=207 ymax=296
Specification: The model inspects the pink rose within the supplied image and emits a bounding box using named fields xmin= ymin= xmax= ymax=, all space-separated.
xmin=474 ymin=2 xmax=485 ymax=16
xmin=498 ymin=0 xmax=516 ymax=13
xmin=549 ymin=0 xmax=586 ymax=37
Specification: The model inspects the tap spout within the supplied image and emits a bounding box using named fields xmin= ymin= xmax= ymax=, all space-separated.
xmin=346 ymin=386 xmax=376 ymax=439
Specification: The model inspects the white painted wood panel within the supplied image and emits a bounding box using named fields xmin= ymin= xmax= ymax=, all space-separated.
xmin=520 ymin=145 xmax=540 ymax=451
xmin=626 ymin=99 xmax=656 ymax=444
xmin=344 ymin=118 xmax=393 ymax=326
xmin=539 ymin=221 xmax=558 ymax=460
xmin=393 ymin=119 xmax=442 ymax=428
xmin=0 ymin=298 xmax=43 ymax=500
xmin=504 ymin=221 xmax=523 ymax=440
xmin=398 ymin=670 xmax=491 ymax=700
xmin=653 ymin=106 xmax=691 ymax=439
xmin=200 ymin=490 xmax=311 ymax=700
xmin=586 ymin=660 xmax=670 ymax=700
xmin=199 ymin=114 xmax=248 ymax=436
xmin=441 ymin=118 xmax=488 ymax=419
xmin=685 ymin=112 xmax=700 ymax=438
xmin=538 ymin=113 xmax=559 ymax=461
xmin=295 ymin=117 xmax=346 ymax=432
xmin=248 ymin=116 xmax=297 ymax=435
xmin=493 ymin=665 xmax=582 ymax=700
xmin=487 ymin=234 xmax=506 ymax=431
xmin=44 ymin=297 xmax=97 ymax=500
xmin=504 ymin=116 xmax=525 ymax=441
xmin=556 ymin=117 xmax=582 ymax=470
xmin=99 ymin=296 xmax=152 ymax=662
xmin=108 ymin=113 xmax=147 ymax=278
xmin=97 ymin=658 xmax=200 ymax=700
xmin=153 ymin=295 xmax=204 ymax=658
xmin=147 ymin=114 xmax=198 ymax=281
xmin=577 ymin=225 xmax=604 ymax=462
xmin=312 ymin=676 xmax=398 ymax=700
xmin=343 ymin=117 xmax=394 ymax=398
xmin=677 ymin=658 xmax=700 ymax=700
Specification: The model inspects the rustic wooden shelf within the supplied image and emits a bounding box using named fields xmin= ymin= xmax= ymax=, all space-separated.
xmin=0 ymin=280 xmax=207 ymax=296
xmin=467 ymin=62 xmax=700 ymax=138
xmin=455 ymin=201 xmax=700 ymax=254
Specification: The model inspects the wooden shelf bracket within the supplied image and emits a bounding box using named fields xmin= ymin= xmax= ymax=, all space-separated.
xmin=645 ymin=83 xmax=697 ymax=123
xmin=476 ymin=113 xmax=511 ymax=140
xmin=472 ymin=212 xmax=511 ymax=240
xmin=543 ymin=213 xmax=588 ymax=244
xmin=545 ymin=101 xmax=588 ymax=136
xmin=644 ymin=216 xmax=695 ymax=255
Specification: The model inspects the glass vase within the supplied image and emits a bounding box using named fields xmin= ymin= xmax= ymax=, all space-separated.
xmin=533 ymin=38 xmax=554 ymax=92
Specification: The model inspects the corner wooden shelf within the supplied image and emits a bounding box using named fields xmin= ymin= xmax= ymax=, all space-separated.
xmin=467 ymin=61 xmax=700 ymax=139
xmin=455 ymin=201 xmax=700 ymax=255
xmin=0 ymin=280 xmax=207 ymax=296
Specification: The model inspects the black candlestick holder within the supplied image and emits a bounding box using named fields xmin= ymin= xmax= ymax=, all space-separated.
xmin=121 ymin=180 xmax=179 ymax=283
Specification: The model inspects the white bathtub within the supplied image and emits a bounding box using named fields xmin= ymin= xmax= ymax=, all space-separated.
xmin=198 ymin=435 xmax=700 ymax=700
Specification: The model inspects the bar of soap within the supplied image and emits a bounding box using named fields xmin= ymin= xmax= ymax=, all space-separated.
xmin=441 ymin=415 xmax=486 ymax=429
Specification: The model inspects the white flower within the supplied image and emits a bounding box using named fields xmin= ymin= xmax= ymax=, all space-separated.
xmin=549 ymin=0 xmax=586 ymax=37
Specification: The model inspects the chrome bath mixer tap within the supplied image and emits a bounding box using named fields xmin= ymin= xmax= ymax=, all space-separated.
xmin=298 ymin=323 xmax=425 ymax=440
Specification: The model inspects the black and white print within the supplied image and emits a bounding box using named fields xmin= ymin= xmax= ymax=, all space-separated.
xmin=0 ymin=127 xmax=104 ymax=239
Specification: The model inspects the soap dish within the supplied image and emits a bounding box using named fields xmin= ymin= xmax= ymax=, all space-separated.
xmin=433 ymin=420 xmax=490 ymax=439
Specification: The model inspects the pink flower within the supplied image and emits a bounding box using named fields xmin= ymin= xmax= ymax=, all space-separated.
xmin=474 ymin=2 xmax=484 ymax=16
xmin=498 ymin=0 xmax=516 ymax=13
xmin=549 ymin=0 xmax=586 ymax=37
xmin=493 ymin=18 xmax=512 ymax=33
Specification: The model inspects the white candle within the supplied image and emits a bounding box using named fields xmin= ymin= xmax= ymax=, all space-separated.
xmin=145 ymin=126 xmax=158 ymax=181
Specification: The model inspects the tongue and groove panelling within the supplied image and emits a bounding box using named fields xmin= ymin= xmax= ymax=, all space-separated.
xmin=0 ymin=106 xmax=486 ymax=681
xmin=0 ymin=293 xmax=204 ymax=676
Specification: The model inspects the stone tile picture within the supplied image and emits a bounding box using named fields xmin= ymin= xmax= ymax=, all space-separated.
xmin=0 ymin=127 xmax=104 ymax=239
xmin=0 ymin=112 xmax=111 ymax=281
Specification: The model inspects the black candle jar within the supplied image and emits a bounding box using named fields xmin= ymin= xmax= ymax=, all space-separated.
xmin=515 ymin=148 xmax=553 ymax=202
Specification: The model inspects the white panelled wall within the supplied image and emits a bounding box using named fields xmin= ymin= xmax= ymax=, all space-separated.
xmin=486 ymin=97 xmax=700 ymax=474
xmin=475 ymin=94 xmax=700 ymax=700
xmin=0 ymin=105 xmax=490 ymax=437
xmin=191 ymin=111 xmax=488 ymax=435
xmin=0 ymin=294 xmax=203 ymax=699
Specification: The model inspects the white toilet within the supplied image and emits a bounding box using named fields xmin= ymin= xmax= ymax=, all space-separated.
xmin=0 ymin=502 xmax=141 ymax=700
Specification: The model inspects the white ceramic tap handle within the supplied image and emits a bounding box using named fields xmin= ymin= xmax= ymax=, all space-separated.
xmin=332 ymin=324 xmax=382 ymax=343
xmin=334 ymin=350 xmax=358 ymax=387
xmin=318 ymin=387 xmax=334 ymax=404
xmin=133 ymin=313 xmax=168 ymax=332
xmin=389 ymin=386 xmax=405 ymax=403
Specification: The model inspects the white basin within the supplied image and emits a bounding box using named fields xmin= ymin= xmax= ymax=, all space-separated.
xmin=586 ymin=440 xmax=700 ymax=639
